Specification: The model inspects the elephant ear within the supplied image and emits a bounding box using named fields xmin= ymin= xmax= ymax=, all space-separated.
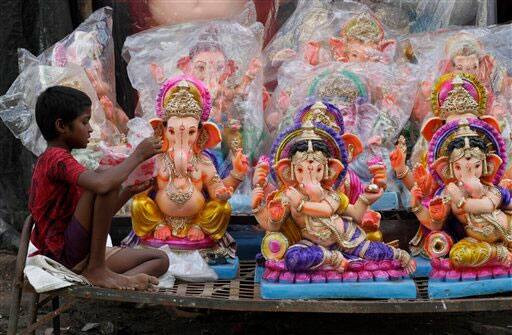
xmin=194 ymin=122 xmax=221 ymax=153
xmin=341 ymin=133 xmax=363 ymax=162
xmin=220 ymin=59 xmax=237 ymax=82
xmin=149 ymin=118 xmax=168 ymax=152
xmin=482 ymin=153 xmax=503 ymax=184
xmin=479 ymin=54 xmax=495 ymax=82
xmin=324 ymin=158 xmax=344 ymax=187
xmin=421 ymin=117 xmax=444 ymax=141
xmin=329 ymin=37 xmax=347 ymax=62
xmin=304 ymin=40 xmax=321 ymax=66
xmin=431 ymin=156 xmax=455 ymax=184
xmin=176 ymin=56 xmax=191 ymax=72
xmin=275 ymin=158 xmax=295 ymax=187
xmin=378 ymin=39 xmax=396 ymax=53
xmin=479 ymin=115 xmax=501 ymax=133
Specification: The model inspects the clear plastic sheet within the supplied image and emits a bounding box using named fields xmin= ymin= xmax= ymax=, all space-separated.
xmin=0 ymin=64 xmax=106 ymax=156
xmin=18 ymin=7 xmax=128 ymax=141
xmin=98 ymin=117 xmax=156 ymax=187
xmin=265 ymin=59 xmax=418 ymax=189
xmin=263 ymin=0 xmax=492 ymax=86
xmin=123 ymin=6 xmax=266 ymax=213
xmin=403 ymin=24 xmax=512 ymax=168
xmin=122 ymin=13 xmax=264 ymax=157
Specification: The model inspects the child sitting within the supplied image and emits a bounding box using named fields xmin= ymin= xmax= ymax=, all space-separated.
xmin=29 ymin=86 xmax=169 ymax=290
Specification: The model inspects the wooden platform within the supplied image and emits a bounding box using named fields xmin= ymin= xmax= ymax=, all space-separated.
xmin=58 ymin=260 xmax=512 ymax=314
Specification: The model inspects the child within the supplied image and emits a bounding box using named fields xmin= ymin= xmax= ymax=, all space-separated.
xmin=29 ymin=86 xmax=169 ymax=290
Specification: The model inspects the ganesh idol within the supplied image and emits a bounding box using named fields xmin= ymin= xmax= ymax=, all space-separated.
xmin=251 ymin=121 xmax=416 ymax=299
xmin=390 ymin=73 xmax=499 ymax=263
xmin=128 ymin=76 xmax=249 ymax=267
xmin=256 ymin=101 xmax=387 ymax=242
xmin=413 ymin=118 xmax=512 ymax=298
xmin=409 ymin=30 xmax=512 ymax=124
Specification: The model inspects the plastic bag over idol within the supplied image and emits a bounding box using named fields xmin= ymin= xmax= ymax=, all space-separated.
xmin=123 ymin=4 xmax=265 ymax=214
xmin=18 ymin=7 xmax=128 ymax=143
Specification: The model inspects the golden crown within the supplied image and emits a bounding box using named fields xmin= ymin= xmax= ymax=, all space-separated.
xmin=302 ymin=102 xmax=340 ymax=132
xmin=440 ymin=76 xmax=480 ymax=117
xmin=163 ymin=80 xmax=203 ymax=121
xmin=342 ymin=12 xmax=384 ymax=44
xmin=431 ymin=73 xmax=486 ymax=118
xmin=317 ymin=76 xmax=360 ymax=105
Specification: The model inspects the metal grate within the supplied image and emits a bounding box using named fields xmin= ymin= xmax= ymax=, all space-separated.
xmin=157 ymin=260 xmax=259 ymax=300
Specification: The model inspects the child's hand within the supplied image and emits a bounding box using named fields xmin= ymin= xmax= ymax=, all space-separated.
xmin=134 ymin=137 xmax=162 ymax=161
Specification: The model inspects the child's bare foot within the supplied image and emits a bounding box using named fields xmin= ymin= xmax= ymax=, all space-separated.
xmin=82 ymin=267 xmax=136 ymax=290
xmin=131 ymin=273 xmax=160 ymax=291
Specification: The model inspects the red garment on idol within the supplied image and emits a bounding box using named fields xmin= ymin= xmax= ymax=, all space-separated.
xmin=29 ymin=147 xmax=86 ymax=260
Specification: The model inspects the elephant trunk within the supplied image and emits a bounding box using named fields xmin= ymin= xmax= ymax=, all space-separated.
xmin=460 ymin=175 xmax=484 ymax=198
xmin=173 ymin=133 xmax=190 ymax=177
xmin=301 ymin=172 xmax=324 ymax=202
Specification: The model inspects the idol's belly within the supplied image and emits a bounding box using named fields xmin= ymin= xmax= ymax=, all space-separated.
xmin=154 ymin=188 xmax=205 ymax=217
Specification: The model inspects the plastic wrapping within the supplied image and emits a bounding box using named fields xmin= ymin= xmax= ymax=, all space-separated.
xmin=160 ymin=246 xmax=218 ymax=282
xmin=123 ymin=16 xmax=264 ymax=154
xmin=263 ymin=0 xmax=493 ymax=85
xmin=18 ymin=7 xmax=128 ymax=141
xmin=123 ymin=7 xmax=266 ymax=213
xmin=265 ymin=60 xmax=417 ymax=189
xmin=404 ymin=24 xmax=512 ymax=168
xmin=98 ymin=117 xmax=156 ymax=187
xmin=0 ymin=64 xmax=106 ymax=156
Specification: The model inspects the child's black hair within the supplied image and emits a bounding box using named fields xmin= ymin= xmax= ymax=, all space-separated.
xmin=289 ymin=139 xmax=331 ymax=158
xmin=35 ymin=86 xmax=92 ymax=141
xmin=447 ymin=136 xmax=486 ymax=155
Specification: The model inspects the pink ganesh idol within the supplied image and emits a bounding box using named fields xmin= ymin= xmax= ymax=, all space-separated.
xmin=129 ymin=76 xmax=249 ymax=259
xmin=141 ymin=24 xmax=263 ymax=159
xmin=303 ymin=12 xmax=397 ymax=66
xmin=411 ymin=31 xmax=512 ymax=123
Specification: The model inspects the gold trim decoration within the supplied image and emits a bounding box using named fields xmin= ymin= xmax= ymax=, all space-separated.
xmin=430 ymin=72 xmax=487 ymax=118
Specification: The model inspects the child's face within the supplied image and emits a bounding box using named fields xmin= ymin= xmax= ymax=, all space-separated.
xmin=66 ymin=109 xmax=93 ymax=149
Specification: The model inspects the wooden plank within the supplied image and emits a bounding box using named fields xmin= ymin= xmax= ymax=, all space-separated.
xmin=62 ymin=285 xmax=512 ymax=314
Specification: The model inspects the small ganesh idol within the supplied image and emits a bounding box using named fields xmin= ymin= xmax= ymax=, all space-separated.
xmin=303 ymin=11 xmax=397 ymax=66
xmin=412 ymin=118 xmax=512 ymax=298
xmin=390 ymin=73 xmax=499 ymax=268
xmin=409 ymin=30 xmax=512 ymax=124
xmin=252 ymin=121 xmax=416 ymax=300
xmin=129 ymin=76 xmax=249 ymax=275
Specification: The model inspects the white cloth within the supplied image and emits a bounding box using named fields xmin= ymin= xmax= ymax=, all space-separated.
xmin=24 ymin=236 xmax=176 ymax=293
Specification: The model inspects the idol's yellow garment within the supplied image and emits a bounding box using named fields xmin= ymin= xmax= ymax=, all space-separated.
xmin=274 ymin=189 xmax=351 ymax=246
xmin=131 ymin=193 xmax=231 ymax=240
xmin=449 ymin=238 xmax=493 ymax=268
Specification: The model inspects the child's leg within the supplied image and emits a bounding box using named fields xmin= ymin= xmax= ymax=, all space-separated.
xmin=107 ymin=248 xmax=169 ymax=277
xmin=73 ymin=189 xmax=137 ymax=289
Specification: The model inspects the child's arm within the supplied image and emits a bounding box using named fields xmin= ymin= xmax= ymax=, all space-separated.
xmin=114 ymin=179 xmax=155 ymax=214
xmin=78 ymin=138 xmax=162 ymax=194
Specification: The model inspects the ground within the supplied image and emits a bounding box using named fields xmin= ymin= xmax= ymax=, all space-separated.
xmin=1 ymin=251 xmax=511 ymax=335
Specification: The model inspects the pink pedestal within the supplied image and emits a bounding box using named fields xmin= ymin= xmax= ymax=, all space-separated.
xmin=141 ymin=235 xmax=215 ymax=250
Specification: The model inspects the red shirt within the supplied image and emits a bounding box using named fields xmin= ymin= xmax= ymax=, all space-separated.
xmin=29 ymin=147 xmax=87 ymax=259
